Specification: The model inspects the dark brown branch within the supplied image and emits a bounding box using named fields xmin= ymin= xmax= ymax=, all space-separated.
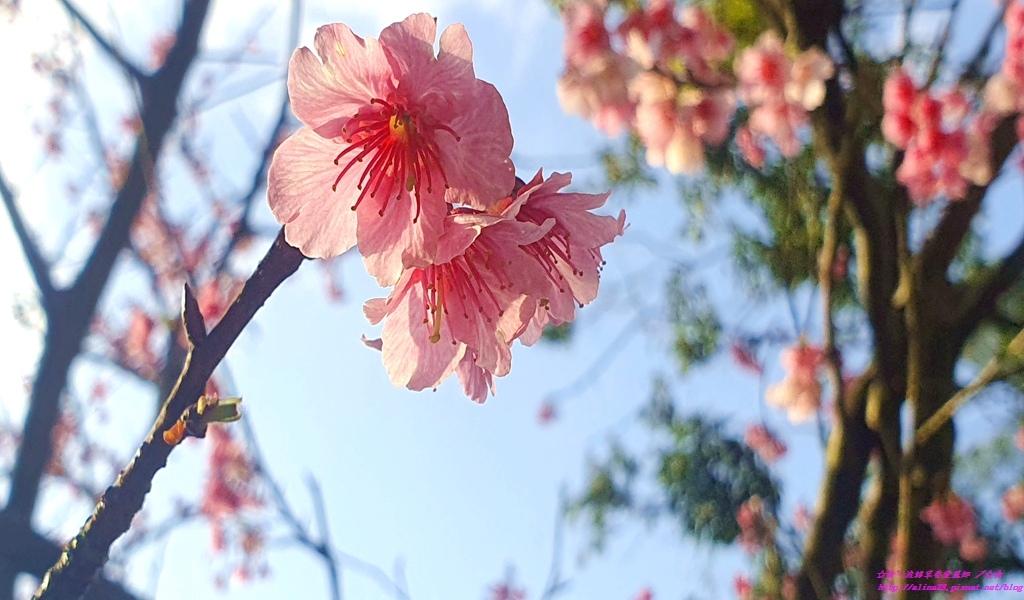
xmin=954 ymin=236 xmax=1024 ymax=344
xmin=0 ymin=512 xmax=140 ymax=600
xmin=0 ymin=5 xmax=212 ymax=599
xmin=0 ymin=165 xmax=55 ymax=305
xmin=56 ymin=0 xmax=145 ymax=82
xmin=786 ymin=2 xmax=910 ymax=598
xmin=33 ymin=229 xmax=305 ymax=600
xmin=924 ymin=0 xmax=961 ymax=87
xmin=4 ymin=0 xmax=211 ymax=524
xmin=960 ymin=0 xmax=1008 ymax=82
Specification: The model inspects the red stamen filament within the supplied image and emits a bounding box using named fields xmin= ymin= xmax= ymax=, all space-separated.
xmin=331 ymin=98 xmax=459 ymax=225
xmin=419 ymin=247 xmax=506 ymax=344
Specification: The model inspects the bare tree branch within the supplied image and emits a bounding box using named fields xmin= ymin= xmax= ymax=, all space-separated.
xmin=0 ymin=512 xmax=141 ymax=600
xmin=0 ymin=3 xmax=213 ymax=598
xmin=918 ymin=117 xmax=1017 ymax=286
xmin=34 ymin=229 xmax=305 ymax=600
xmin=217 ymin=0 xmax=303 ymax=269
xmin=0 ymin=165 xmax=56 ymax=305
xmin=56 ymin=0 xmax=145 ymax=82
xmin=307 ymin=477 xmax=342 ymax=600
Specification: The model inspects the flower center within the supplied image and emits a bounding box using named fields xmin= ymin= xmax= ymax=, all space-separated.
xmin=419 ymin=244 xmax=511 ymax=344
xmin=331 ymin=98 xmax=460 ymax=223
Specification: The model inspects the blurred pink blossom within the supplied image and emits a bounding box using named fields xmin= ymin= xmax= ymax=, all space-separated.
xmin=1003 ymin=483 xmax=1024 ymax=522
xmin=744 ymin=424 xmax=787 ymax=464
xmin=734 ymin=32 xmax=832 ymax=158
xmin=919 ymin=493 xmax=977 ymax=546
xmin=766 ymin=343 xmax=824 ymax=423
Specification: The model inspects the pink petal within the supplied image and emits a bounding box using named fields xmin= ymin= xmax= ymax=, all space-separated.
xmin=456 ymin=352 xmax=496 ymax=403
xmin=379 ymin=13 xmax=439 ymax=79
xmin=267 ymin=127 xmax=358 ymax=258
xmin=363 ymin=296 xmax=391 ymax=325
xmin=438 ymin=80 xmax=516 ymax=209
xmin=356 ymin=184 xmax=447 ymax=286
xmin=360 ymin=334 xmax=383 ymax=351
xmin=380 ymin=275 xmax=465 ymax=390
xmin=438 ymin=22 xmax=475 ymax=81
xmin=288 ymin=24 xmax=393 ymax=132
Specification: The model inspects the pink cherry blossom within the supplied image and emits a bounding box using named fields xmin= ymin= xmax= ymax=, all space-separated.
xmin=1016 ymin=425 xmax=1024 ymax=451
xmin=557 ymin=52 xmax=636 ymax=136
xmin=197 ymin=276 xmax=243 ymax=326
xmin=734 ymin=575 xmax=753 ymax=600
xmin=363 ymin=170 xmax=622 ymax=402
xmin=734 ymin=33 xmax=833 ymax=158
xmin=363 ymin=200 xmax=552 ymax=400
xmin=735 ymin=32 xmax=789 ymax=106
xmin=268 ymin=15 xmax=515 ymax=285
xmin=366 ymin=170 xmax=622 ymax=399
xmin=781 ymin=344 xmax=824 ymax=385
xmin=630 ymin=72 xmax=735 ymax=173
xmin=511 ymin=171 xmax=626 ymax=345
xmin=202 ymin=427 xmax=262 ymax=520
xmin=730 ymin=339 xmax=764 ymax=375
xmin=1003 ymin=483 xmax=1024 ymax=522
xmin=1003 ymin=1 xmax=1024 ymax=89
xmin=766 ymin=343 xmax=824 ymax=423
xmin=617 ymin=0 xmax=677 ymax=69
xmin=883 ymin=68 xmax=994 ymax=203
xmin=793 ymin=504 xmax=813 ymax=531
xmin=632 ymin=587 xmax=653 ymax=600
xmin=959 ymin=535 xmax=987 ymax=562
xmin=488 ymin=583 xmax=526 ymax=600
xmin=919 ymin=493 xmax=977 ymax=546
xmin=149 ymin=32 xmax=176 ymax=70
xmin=786 ymin=47 xmax=833 ymax=110
xmin=736 ymin=495 xmax=771 ymax=553
xmin=735 ymin=126 xmax=766 ymax=168
xmin=883 ymin=69 xmax=917 ymax=116
xmin=765 ymin=376 xmax=821 ymax=423
xmin=120 ymin=307 xmax=161 ymax=380
xmin=537 ymin=401 xmax=557 ymax=424
xmin=744 ymin=424 xmax=787 ymax=463
xmin=618 ymin=3 xmax=731 ymax=82
xmin=562 ymin=1 xmax=611 ymax=69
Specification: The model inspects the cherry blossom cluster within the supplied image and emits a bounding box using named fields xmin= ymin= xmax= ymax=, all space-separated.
xmin=268 ymin=14 xmax=625 ymax=402
xmin=743 ymin=424 xmax=787 ymax=464
xmin=765 ymin=342 xmax=824 ymax=423
xmin=882 ymin=69 xmax=994 ymax=205
xmin=734 ymin=32 xmax=833 ymax=163
xmin=1003 ymin=483 xmax=1024 ymax=522
xmin=556 ymin=0 xmax=834 ymax=174
xmin=985 ymin=2 xmax=1024 ymax=135
xmin=201 ymin=414 xmax=269 ymax=586
xmin=735 ymin=495 xmax=774 ymax=554
xmin=919 ymin=493 xmax=987 ymax=561
xmin=487 ymin=582 xmax=526 ymax=600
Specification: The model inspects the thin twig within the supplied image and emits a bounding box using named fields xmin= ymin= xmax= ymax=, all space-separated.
xmin=913 ymin=329 xmax=1024 ymax=446
xmin=538 ymin=489 xmax=568 ymax=600
xmin=0 ymin=165 xmax=56 ymax=305
xmin=307 ymin=477 xmax=342 ymax=600
xmin=216 ymin=0 xmax=302 ymax=270
xmin=56 ymin=0 xmax=145 ymax=82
